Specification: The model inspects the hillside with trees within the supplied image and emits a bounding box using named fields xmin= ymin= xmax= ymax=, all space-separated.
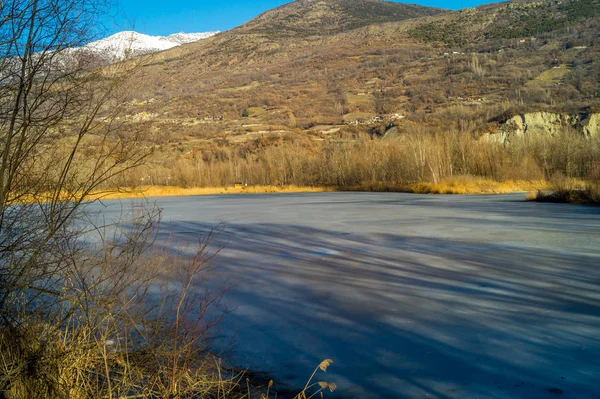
xmin=119 ymin=0 xmax=600 ymax=121
xmin=69 ymin=0 xmax=596 ymax=196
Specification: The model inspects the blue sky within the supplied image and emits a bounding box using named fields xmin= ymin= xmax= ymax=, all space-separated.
xmin=108 ymin=0 xmax=497 ymax=36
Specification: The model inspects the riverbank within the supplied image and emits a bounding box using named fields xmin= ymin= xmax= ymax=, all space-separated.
xmin=88 ymin=178 xmax=548 ymax=200
xmin=347 ymin=177 xmax=548 ymax=195
xmin=527 ymin=184 xmax=600 ymax=205
xmin=88 ymin=185 xmax=335 ymax=200
xmin=16 ymin=178 xmax=555 ymax=203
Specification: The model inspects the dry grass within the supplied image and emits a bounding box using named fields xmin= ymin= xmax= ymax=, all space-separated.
xmin=250 ymin=359 xmax=336 ymax=399
xmin=527 ymin=66 xmax=571 ymax=87
xmin=18 ymin=179 xmax=556 ymax=204
xmin=91 ymin=178 xmax=551 ymax=201
xmin=89 ymin=185 xmax=335 ymax=200
xmin=346 ymin=177 xmax=549 ymax=195
xmin=408 ymin=177 xmax=549 ymax=195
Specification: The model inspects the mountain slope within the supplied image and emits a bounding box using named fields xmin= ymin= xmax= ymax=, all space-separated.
xmin=112 ymin=0 xmax=600 ymax=143
xmin=407 ymin=0 xmax=600 ymax=46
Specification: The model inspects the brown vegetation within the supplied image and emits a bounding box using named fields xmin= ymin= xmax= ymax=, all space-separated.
xmin=103 ymin=127 xmax=599 ymax=197
xmin=406 ymin=177 xmax=548 ymax=195
xmin=530 ymin=179 xmax=600 ymax=204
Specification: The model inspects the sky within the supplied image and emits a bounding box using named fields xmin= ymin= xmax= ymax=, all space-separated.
xmin=107 ymin=0 xmax=497 ymax=37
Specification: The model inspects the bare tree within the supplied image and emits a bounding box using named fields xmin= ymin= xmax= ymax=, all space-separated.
xmin=0 ymin=0 xmax=146 ymax=326
xmin=0 ymin=1 xmax=238 ymax=398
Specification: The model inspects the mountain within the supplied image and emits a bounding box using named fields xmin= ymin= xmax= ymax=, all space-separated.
xmin=110 ymin=0 xmax=600 ymax=142
xmin=82 ymin=30 xmax=219 ymax=63
xmin=242 ymin=0 xmax=445 ymax=36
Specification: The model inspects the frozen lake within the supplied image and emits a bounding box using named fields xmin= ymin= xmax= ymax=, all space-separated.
xmin=93 ymin=192 xmax=600 ymax=399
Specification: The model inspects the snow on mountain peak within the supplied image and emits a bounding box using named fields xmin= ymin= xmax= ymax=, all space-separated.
xmin=166 ymin=32 xmax=219 ymax=44
xmin=83 ymin=30 xmax=219 ymax=62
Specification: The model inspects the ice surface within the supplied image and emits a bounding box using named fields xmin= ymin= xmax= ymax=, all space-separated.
xmin=92 ymin=193 xmax=600 ymax=398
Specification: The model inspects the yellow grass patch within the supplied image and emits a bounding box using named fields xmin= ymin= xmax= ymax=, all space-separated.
xmin=244 ymin=107 xmax=266 ymax=117
xmin=18 ymin=179 xmax=554 ymax=204
xmin=346 ymin=94 xmax=374 ymax=107
xmin=407 ymin=177 xmax=549 ymax=194
xmin=527 ymin=66 xmax=570 ymax=86
xmin=219 ymin=81 xmax=260 ymax=92
xmin=342 ymin=177 xmax=549 ymax=195
xmin=342 ymin=111 xmax=376 ymax=122
xmin=88 ymin=185 xmax=335 ymax=200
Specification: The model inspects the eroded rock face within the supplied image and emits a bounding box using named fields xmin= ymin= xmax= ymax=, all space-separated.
xmin=521 ymin=112 xmax=571 ymax=135
xmin=492 ymin=112 xmax=600 ymax=143
xmin=581 ymin=113 xmax=600 ymax=138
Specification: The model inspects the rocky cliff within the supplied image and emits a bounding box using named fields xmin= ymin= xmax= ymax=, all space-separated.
xmin=489 ymin=112 xmax=600 ymax=143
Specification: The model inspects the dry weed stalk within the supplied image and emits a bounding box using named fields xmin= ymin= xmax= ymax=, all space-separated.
xmin=294 ymin=359 xmax=336 ymax=399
